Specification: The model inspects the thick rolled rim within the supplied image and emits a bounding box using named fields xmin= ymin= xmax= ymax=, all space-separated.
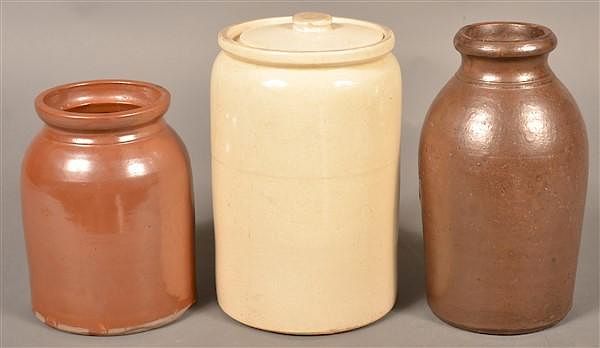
xmin=35 ymin=79 xmax=170 ymax=131
xmin=454 ymin=22 xmax=557 ymax=58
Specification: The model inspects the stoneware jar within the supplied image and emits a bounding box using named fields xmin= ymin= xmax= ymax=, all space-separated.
xmin=419 ymin=22 xmax=588 ymax=334
xmin=21 ymin=80 xmax=196 ymax=335
xmin=211 ymin=12 xmax=401 ymax=334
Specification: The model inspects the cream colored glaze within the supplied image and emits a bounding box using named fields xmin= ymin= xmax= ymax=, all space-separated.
xmin=239 ymin=12 xmax=384 ymax=52
xmin=211 ymin=13 xmax=402 ymax=334
xmin=218 ymin=12 xmax=395 ymax=66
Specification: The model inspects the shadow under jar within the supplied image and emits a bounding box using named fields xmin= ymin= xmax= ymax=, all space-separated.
xmin=21 ymin=80 xmax=196 ymax=335
xmin=419 ymin=22 xmax=588 ymax=334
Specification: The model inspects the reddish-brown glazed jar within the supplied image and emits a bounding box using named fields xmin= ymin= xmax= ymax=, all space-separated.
xmin=21 ymin=80 xmax=196 ymax=335
xmin=419 ymin=23 xmax=588 ymax=334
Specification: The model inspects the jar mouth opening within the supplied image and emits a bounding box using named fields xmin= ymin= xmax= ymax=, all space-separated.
xmin=454 ymin=22 xmax=557 ymax=58
xmin=35 ymin=80 xmax=170 ymax=131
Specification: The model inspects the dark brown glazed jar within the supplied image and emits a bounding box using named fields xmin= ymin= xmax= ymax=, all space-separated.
xmin=21 ymin=80 xmax=196 ymax=335
xmin=419 ymin=23 xmax=588 ymax=334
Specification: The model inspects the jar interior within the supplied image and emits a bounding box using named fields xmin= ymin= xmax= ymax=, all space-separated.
xmin=463 ymin=23 xmax=547 ymax=42
xmin=42 ymin=82 xmax=163 ymax=115
xmin=65 ymin=103 xmax=141 ymax=114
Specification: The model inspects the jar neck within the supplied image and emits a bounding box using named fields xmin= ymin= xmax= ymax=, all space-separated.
xmin=43 ymin=119 xmax=167 ymax=145
xmin=456 ymin=53 xmax=554 ymax=84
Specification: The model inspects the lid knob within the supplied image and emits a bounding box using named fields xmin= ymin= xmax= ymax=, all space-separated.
xmin=292 ymin=12 xmax=333 ymax=32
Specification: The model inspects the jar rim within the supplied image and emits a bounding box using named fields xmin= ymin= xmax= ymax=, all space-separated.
xmin=218 ymin=16 xmax=395 ymax=66
xmin=35 ymin=80 xmax=170 ymax=131
xmin=454 ymin=22 xmax=557 ymax=58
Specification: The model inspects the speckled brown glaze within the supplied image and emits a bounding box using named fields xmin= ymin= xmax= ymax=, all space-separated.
xmin=21 ymin=80 xmax=196 ymax=335
xmin=419 ymin=22 xmax=588 ymax=334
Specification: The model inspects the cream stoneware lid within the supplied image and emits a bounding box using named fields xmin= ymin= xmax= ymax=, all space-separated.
xmin=218 ymin=12 xmax=395 ymax=66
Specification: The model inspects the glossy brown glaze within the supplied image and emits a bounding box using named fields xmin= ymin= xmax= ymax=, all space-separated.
xmin=21 ymin=80 xmax=196 ymax=335
xmin=419 ymin=22 xmax=588 ymax=334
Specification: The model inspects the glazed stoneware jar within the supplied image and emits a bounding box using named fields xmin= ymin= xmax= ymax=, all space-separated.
xmin=21 ymin=80 xmax=196 ymax=335
xmin=211 ymin=13 xmax=401 ymax=334
xmin=419 ymin=22 xmax=588 ymax=334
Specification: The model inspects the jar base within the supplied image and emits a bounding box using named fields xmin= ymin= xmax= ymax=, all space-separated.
xmin=430 ymin=307 xmax=568 ymax=335
xmin=217 ymin=300 xmax=393 ymax=335
xmin=33 ymin=303 xmax=193 ymax=336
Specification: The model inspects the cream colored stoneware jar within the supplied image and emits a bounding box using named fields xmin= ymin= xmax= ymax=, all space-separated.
xmin=211 ymin=12 xmax=402 ymax=335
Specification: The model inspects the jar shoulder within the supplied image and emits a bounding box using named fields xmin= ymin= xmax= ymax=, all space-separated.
xmin=211 ymin=51 xmax=401 ymax=89
xmin=21 ymin=124 xmax=190 ymax=186
xmin=420 ymin=77 xmax=588 ymax=158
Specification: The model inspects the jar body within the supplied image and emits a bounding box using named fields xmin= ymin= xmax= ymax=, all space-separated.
xmin=21 ymin=120 xmax=196 ymax=335
xmin=211 ymin=52 xmax=402 ymax=334
xmin=420 ymin=61 xmax=588 ymax=333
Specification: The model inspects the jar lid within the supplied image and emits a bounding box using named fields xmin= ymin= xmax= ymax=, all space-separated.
xmin=218 ymin=12 xmax=394 ymax=66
